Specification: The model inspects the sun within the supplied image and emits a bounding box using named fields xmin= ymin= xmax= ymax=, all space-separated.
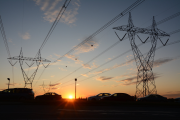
xmin=69 ymin=95 xmax=73 ymax=99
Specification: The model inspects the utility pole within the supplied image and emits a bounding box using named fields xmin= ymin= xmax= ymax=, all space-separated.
xmin=7 ymin=78 xmax=10 ymax=89
xmin=75 ymin=78 xmax=77 ymax=100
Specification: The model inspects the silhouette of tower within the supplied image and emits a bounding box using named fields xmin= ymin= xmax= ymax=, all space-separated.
xmin=8 ymin=48 xmax=51 ymax=89
xmin=113 ymin=13 xmax=169 ymax=98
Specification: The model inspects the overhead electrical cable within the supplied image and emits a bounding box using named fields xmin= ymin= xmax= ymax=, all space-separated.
xmin=52 ymin=0 xmax=145 ymax=63
xmin=35 ymin=37 xmax=180 ymax=94
xmin=58 ymin=29 xmax=180 ymax=87
xmin=60 ymin=39 xmax=180 ymax=88
xmin=31 ymin=0 xmax=71 ymax=62
xmin=34 ymin=0 xmax=145 ymax=87
xmin=0 ymin=16 xmax=11 ymax=60
xmin=33 ymin=0 xmax=146 ymax=90
xmin=52 ymin=12 xmax=180 ymax=84
xmin=39 ymin=0 xmax=71 ymax=51
xmin=0 ymin=15 xmax=16 ymax=84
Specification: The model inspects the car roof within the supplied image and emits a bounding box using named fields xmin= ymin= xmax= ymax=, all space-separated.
xmin=112 ymin=93 xmax=129 ymax=95
xmin=4 ymin=88 xmax=32 ymax=90
xmin=45 ymin=92 xmax=58 ymax=94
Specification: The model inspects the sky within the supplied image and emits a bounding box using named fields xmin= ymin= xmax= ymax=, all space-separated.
xmin=0 ymin=0 xmax=180 ymax=99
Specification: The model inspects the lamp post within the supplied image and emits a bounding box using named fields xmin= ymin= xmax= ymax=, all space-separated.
xmin=7 ymin=78 xmax=10 ymax=89
xmin=75 ymin=78 xmax=77 ymax=100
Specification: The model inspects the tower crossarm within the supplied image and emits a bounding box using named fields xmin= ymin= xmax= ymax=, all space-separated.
xmin=7 ymin=56 xmax=51 ymax=62
xmin=113 ymin=26 xmax=170 ymax=36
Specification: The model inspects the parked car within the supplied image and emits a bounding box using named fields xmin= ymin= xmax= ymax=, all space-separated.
xmin=0 ymin=88 xmax=34 ymax=100
xmin=101 ymin=93 xmax=135 ymax=101
xmin=35 ymin=92 xmax=62 ymax=100
xmin=88 ymin=93 xmax=111 ymax=101
xmin=175 ymin=97 xmax=180 ymax=103
xmin=137 ymin=94 xmax=167 ymax=102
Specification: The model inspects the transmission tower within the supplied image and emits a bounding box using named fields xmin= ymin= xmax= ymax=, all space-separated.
xmin=113 ymin=12 xmax=170 ymax=98
xmin=8 ymin=48 xmax=51 ymax=89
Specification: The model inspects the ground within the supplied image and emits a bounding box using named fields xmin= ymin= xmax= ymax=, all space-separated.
xmin=0 ymin=100 xmax=180 ymax=120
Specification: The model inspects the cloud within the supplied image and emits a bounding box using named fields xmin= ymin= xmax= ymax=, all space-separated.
xmin=96 ymin=76 xmax=114 ymax=81
xmin=90 ymin=59 xmax=134 ymax=75
xmin=51 ymin=87 xmax=60 ymax=90
xmin=117 ymin=73 xmax=160 ymax=86
xmin=34 ymin=0 xmax=80 ymax=25
xmin=19 ymin=32 xmax=30 ymax=40
xmin=74 ymin=38 xmax=99 ymax=54
xmin=60 ymin=0 xmax=80 ymax=25
xmin=59 ymin=67 xmax=67 ymax=71
xmin=153 ymin=56 xmax=180 ymax=67
xmin=65 ymin=54 xmax=82 ymax=64
xmin=162 ymin=91 xmax=180 ymax=98
xmin=5 ymin=83 xmax=22 ymax=86
xmin=81 ymin=74 xmax=88 ymax=77
xmin=65 ymin=53 xmax=98 ymax=69
xmin=54 ymin=53 xmax=61 ymax=57
xmin=34 ymin=0 xmax=42 ymax=5
xmin=51 ymin=75 xmax=55 ymax=78
xmin=49 ymin=83 xmax=61 ymax=87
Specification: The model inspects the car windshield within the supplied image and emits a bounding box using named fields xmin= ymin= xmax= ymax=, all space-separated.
xmin=97 ymin=93 xmax=103 ymax=96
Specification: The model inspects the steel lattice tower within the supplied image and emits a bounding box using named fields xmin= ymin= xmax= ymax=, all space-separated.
xmin=113 ymin=13 xmax=170 ymax=98
xmin=8 ymin=48 xmax=51 ymax=89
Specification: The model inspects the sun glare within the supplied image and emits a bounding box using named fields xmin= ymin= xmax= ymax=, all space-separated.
xmin=69 ymin=95 xmax=73 ymax=99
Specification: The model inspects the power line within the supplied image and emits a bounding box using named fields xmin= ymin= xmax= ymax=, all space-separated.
xmin=0 ymin=15 xmax=17 ymax=84
xmin=0 ymin=16 xmax=11 ymax=59
xmin=35 ymin=0 xmax=145 ymax=85
xmin=52 ymin=0 xmax=145 ymax=63
xmin=31 ymin=0 xmax=71 ymax=62
xmin=60 ymin=39 xmax=180 ymax=88
xmin=33 ymin=0 xmax=146 ymax=92
xmin=59 ymin=28 xmax=180 ymax=87
xmin=52 ymin=12 xmax=180 ymax=84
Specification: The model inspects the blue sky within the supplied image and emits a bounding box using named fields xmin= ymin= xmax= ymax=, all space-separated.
xmin=0 ymin=0 xmax=180 ymax=98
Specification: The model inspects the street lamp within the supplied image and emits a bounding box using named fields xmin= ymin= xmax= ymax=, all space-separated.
xmin=75 ymin=78 xmax=77 ymax=100
xmin=7 ymin=78 xmax=10 ymax=89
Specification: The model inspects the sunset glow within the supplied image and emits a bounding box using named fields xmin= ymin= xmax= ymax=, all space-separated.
xmin=0 ymin=0 xmax=180 ymax=99
xmin=69 ymin=95 xmax=73 ymax=99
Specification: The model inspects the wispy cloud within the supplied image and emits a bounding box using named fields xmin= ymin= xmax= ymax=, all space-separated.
xmin=82 ymin=62 xmax=98 ymax=69
xmin=34 ymin=0 xmax=80 ymax=25
xmin=65 ymin=53 xmax=98 ymax=69
xmin=19 ymin=32 xmax=30 ymax=40
xmin=5 ymin=83 xmax=22 ymax=86
xmin=153 ymin=56 xmax=180 ymax=67
xmin=60 ymin=0 xmax=80 ymax=25
xmin=49 ymin=83 xmax=61 ymax=87
xmin=74 ymin=38 xmax=99 ymax=54
xmin=96 ymin=76 xmax=114 ymax=81
xmin=58 ymin=67 xmax=67 ymax=71
xmin=51 ymin=75 xmax=55 ymax=78
xmin=162 ymin=91 xmax=180 ymax=98
xmin=81 ymin=74 xmax=88 ymax=77
xmin=116 ymin=73 xmax=160 ymax=86
xmin=90 ymin=59 xmax=134 ymax=75
xmin=65 ymin=54 xmax=82 ymax=64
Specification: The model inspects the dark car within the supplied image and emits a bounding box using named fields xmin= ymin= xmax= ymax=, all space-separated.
xmin=101 ymin=93 xmax=135 ymax=101
xmin=137 ymin=94 xmax=167 ymax=102
xmin=174 ymin=97 xmax=180 ymax=103
xmin=35 ymin=92 xmax=62 ymax=100
xmin=0 ymin=88 xmax=34 ymax=100
xmin=88 ymin=93 xmax=111 ymax=101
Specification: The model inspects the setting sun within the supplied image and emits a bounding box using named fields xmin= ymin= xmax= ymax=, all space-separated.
xmin=69 ymin=95 xmax=73 ymax=99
